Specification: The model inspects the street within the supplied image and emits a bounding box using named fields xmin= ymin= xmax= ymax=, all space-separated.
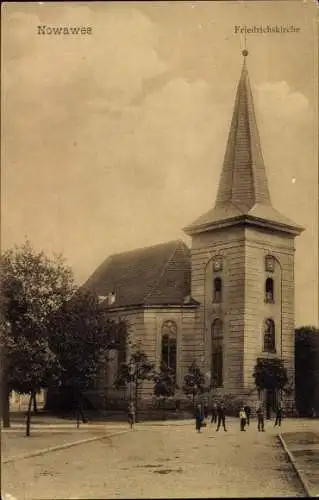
xmin=2 ymin=418 xmax=307 ymax=499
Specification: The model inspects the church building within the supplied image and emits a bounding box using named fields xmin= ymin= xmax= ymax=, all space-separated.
xmin=84 ymin=52 xmax=304 ymax=412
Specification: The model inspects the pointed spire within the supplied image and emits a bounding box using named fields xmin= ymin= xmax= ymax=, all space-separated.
xmin=183 ymin=52 xmax=304 ymax=237
xmin=215 ymin=50 xmax=271 ymax=210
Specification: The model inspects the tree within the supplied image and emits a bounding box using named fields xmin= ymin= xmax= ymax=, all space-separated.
xmin=295 ymin=326 xmax=319 ymax=417
xmin=182 ymin=361 xmax=206 ymax=407
xmin=0 ymin=317 xmax=11 ymax=428
xmin=48 ymin=289 xmax=127 ymax=427
xmin=1 ymin=241 xmax=74 ymax=435
xmin=153 ymin=362 xmax=178 ymax=420
xmin=114 ymin=349 xmax=154 ymax=421
xmin=253 ymin=357 xmax=288 ymax=393
xmin=6 ymin=335 xmax=60 ymax=435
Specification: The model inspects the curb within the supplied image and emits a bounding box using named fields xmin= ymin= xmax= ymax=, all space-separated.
xmin=277 ymin=433 xmax=312 ymax=497
xmin=2 ymin=429 xmax=128 ymax=465
xmin=2 ymin=425 xmax=126 ymax=431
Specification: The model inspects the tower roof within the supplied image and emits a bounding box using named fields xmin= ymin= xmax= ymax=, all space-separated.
xmin=184 ymin=52 xmax=304 ymax=237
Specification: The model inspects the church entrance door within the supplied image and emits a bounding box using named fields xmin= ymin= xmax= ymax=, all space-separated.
xmin=266 ymin=388 xmax=277 ymax=419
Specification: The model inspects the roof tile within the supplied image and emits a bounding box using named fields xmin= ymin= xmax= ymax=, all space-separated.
xmin=82 ymin=240 xmax=192 ymax=308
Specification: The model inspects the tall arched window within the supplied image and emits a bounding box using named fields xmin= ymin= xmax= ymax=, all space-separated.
xmin=263 ymin=318 xmax=276 ymax=353
xmin=211 ymin=319 xmax=223 ymax=387
xmin=161 ymin=321 xmax=177 ymax=374
xmin=213 ymin=277 xmax=222 ymax=303
xmin=265 ymin=278 xmax=274 ymax=303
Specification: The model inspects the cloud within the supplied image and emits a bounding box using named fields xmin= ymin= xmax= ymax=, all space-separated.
xmin=3 ymin=7 xmax=166 ymax=107
xmin=255 ymin=81 xmax=309 ymax=118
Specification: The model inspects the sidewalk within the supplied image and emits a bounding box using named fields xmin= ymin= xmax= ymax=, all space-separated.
xmin=3 ymin=415 xmax=318 ymax=431
xmin=2 ymin=428 xmax=129 ymax=464
xmin=279 ymin=430 xmax=319 ymax=497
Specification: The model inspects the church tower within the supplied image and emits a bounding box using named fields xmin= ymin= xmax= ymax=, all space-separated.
xmin=184 ymin=51 xmax=304 ymax=409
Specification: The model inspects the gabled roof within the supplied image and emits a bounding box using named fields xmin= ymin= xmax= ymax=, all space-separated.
xmin=82 ymin=240 xmax=195 ymax=308
xmin=184 ymin=53 xmax=304 ymax=237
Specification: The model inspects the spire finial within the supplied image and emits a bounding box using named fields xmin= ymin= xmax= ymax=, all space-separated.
xmin=240 ymin=30 xmax=248 ymax=59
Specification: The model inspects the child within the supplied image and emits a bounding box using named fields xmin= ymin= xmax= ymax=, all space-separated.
xmin=239 ymin=407 xmax=247 ymax=431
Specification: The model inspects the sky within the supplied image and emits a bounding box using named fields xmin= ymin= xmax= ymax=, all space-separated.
xmin=2 ymin=1 xmax=318 ymax=327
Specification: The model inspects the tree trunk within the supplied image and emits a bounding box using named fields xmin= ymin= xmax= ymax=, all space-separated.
xmin=135 ymin=379 xmax=138 ymax=423
xmin=1 ymin=340 xmax=10 ymax=427
xmin=1 ymin=380 xmax=10 ymax=428
xmin=162 ymin=398 xmax=166 ymax=421
xmin=32 ymin=392 xmax=38 ymax=413
xmin=76 ymin=393 xmax=80 ymax=428
xmin=26 ymin=392 xmax=34 ymax=437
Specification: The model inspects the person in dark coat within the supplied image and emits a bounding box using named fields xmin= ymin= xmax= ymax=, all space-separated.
xmin=195 ymin=403 xmax=204 ymax=433
xmin=203 ymin=404 xmax=209 ymax=419
xmin=244 ymin=404 xmax=251 ymax=426
xmin=128 ymin=401 xmax=135 ymax=429
xmin=256 ymin=402 xmax=265 ymax=432
xmin=211 ymin=402 xmax=218 ymax=424
xmin=274 ymin=401 xmax=283 ymax=427
xmin=216 ymin=401 xmax=227 ymax=432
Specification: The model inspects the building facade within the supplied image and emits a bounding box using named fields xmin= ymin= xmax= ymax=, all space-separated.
xmin=84 ymin=53 xmax=304 ymax=412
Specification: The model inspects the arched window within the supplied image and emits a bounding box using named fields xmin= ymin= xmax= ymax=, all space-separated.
xmin=213 ymin=277 xmax=222 ymax=303
xmin=211 ymin=319 xmax=223 ymax=387
xmin=263 ymin=319 xmax=276 ymax=353
xmin=161 ymin=321 xmax=177 ymax=374
xmin=265 ymin=278 xmax=274 ymax=303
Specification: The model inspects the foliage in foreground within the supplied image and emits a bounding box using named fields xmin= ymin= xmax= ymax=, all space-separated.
xmin=1 ymin=241 xmax=74 ymax=434
xmin=182 ymin=361 xmax=207 ymax=405
xmin=253 ymin=357 xmax=288 ymax=392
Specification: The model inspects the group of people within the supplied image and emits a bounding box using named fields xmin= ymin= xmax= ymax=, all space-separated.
xmin=127 ymin=399 xmax=284 ymax=431
xmin=195 ymin=401 xmax=228 ymax=432
xmin=195 ymin=400 xmax=284 ymax=433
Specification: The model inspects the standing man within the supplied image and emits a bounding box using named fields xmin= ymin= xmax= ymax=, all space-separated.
xmin=244 ymin=404 xmax=251 ymax=427
xmin=216 ymin=401 xmax=227 ymax=432
xmin=128 ymin=400 xmax=135 ymax=429
xmin=256 ymin=401 xmax=265 ymax=432
xmin=195 ymin=403 xmax=204 ymax=433
xmin=211 ymin=402 xmax=218 ymax=424
xmin=274 ymin=401 xmax=283 ymax=427
xmin=203 ymin=403 xmax=209 ymax=420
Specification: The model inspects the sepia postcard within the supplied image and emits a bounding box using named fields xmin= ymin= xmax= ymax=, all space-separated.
xmin=1 ymin=1 xmax=319 ymax=499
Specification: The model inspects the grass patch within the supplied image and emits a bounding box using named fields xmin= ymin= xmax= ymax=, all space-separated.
xmin=282 ymin=432 xmax=319 ymax=446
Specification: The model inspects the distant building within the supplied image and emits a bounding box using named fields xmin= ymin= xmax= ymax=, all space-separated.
xmin=84 ymin=53 xmax=304 ymax=412
xmin=10 ymin=390 xmax=46 ymax=411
